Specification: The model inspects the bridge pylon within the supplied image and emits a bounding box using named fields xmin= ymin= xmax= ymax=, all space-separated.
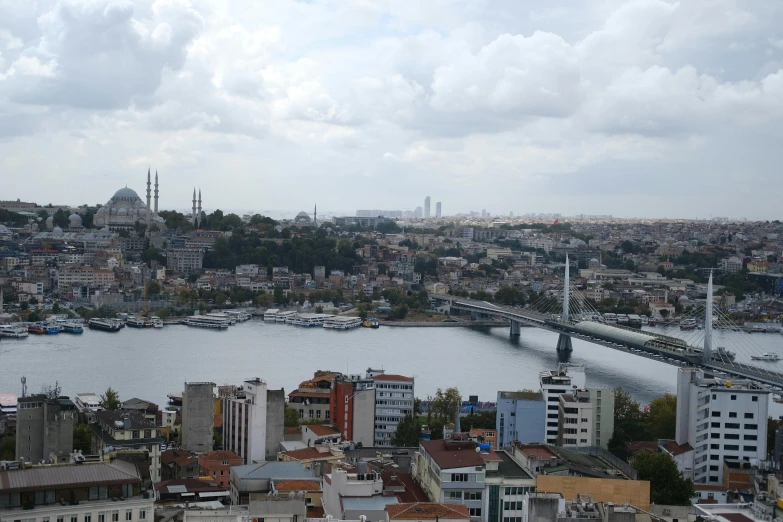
xmin=556 ymin=333 xmax=573 ymax=352
xmin=510 ymin=320 xmax=520 ymax=336
xmin=556 ymin=254 xmax=573 ymax=352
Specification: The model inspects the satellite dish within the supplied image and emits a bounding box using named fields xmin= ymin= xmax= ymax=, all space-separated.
xmin=475 ymin=447 xmax=480 ymax=453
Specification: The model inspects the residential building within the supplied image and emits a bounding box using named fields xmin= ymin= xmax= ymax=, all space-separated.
xmin=301 ymin=424 xmax=341 ymax=447
xmin=57 ymin=265 xmax=94 ymax=289
xmin=674 ymin=368 xmax=769 ymax=485
xmin=288 ymin=371 xmax=338 ymax=423
xmin=469 ymin=428 xmax=498 ymax=450
xmin=236 ymin=264 xmax=259 ymax=276
xmin=161 ymin=449 xmax=199 ymax=481
xmin=539 ymin=364 xmax=586 ymax=445
xmin=279 ymin=446 xmax=345 ymax=471
xmin=90 ymin=410 xmax=165 ymax=483
xmin=15 ymin=395 xmax=77 ymax=463
xmin=436 ymin=202 xmax=442 ymax=218
xmin=588 ymin=388 xmax=614 ymax=450
xmin=182 ymin=498 xmax=310 ymax=522
xmin=331 ymin=375 xmax=376 ymax=446
xmin=323 ymin=465 xmax=392 ymax=520
xmin=198 ymin=450 xmax=243 ymax=488
xmin=557 ymin=391 xmax=593 ymax=448
xmin=496 ymin=391 xmax=545 ymax=447
xmin=0 ymin=462 xmax=153 ymax=522
xmin=371 ymin=370 xmax=415 ymax=446
xmin=229 ymin=461 xmax=317 ymax=505
xmin=181 ymin=382 xmax=215 ymax=453
xmin=154 ymin=478 xmax=228 ymax=502
xmin=482 ymin=450 xmax=536 ymax=522
xmin=222 ymin=378 xmax=285 ymax=464
xmin=167 ymin=248 xmax=203 ymax=273
xmin=387 ymin=503 xmax=469 ymax=522
xmin=424 ymin=197 xmax=431 ymax=219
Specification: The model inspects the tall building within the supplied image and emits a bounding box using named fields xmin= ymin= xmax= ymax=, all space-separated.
xmin=424 ymin=196 xmax=431 ymax=218
xmin=414 ymin=206 xmax=423 ymax=218
xmin=589 ymin=388 xmax=614 ymax=450
xmin=370 ymin=370 xmax=414 ymax=446
xmin=675 ymin=368 xmax=768 ymax=485
xmin=181 ymin=382 xmax=215 ymax=453
xmin=435 ymin=202 xmax=442 ymax=218
xmin=496 ymin=391 xmax=546 ymax=447
xmin=222 ymin=378 xmax=285 ymax=464
xmin=557 ymin=390 xmax=593 ymax=448
xmin=15 ymin=395 xmax=77 ymax=463
xmin=539 ymin=365 xmax=585 ymax=444
xmin=90 ymin=410 xmax=165 ymax=482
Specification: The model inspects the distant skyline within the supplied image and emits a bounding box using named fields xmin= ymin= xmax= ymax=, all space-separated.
xmin=1 ymin=1 xmax=782 ymax=219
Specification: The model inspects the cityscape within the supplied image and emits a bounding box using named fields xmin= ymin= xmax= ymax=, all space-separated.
xmin=2 ymin=1 xmax=783 ymax=522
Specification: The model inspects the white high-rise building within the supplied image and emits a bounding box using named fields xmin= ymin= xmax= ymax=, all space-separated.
xmin=424 ymin=196 xmax=431 ymax=218
xmin=222 ymin=378 xmax=272 ymax=464
xmin=436 ymin=202 xmax=442 ymax=218
xmin=675 ymin=368 xmax=768 ymax=485
xmin=540 ymin=364 xmax=585 ymax=444
xmin=558 ymin=390 xmax=593 ymax=448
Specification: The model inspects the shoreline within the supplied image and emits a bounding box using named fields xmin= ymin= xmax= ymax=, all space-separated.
xmin=378 ymin=320 xmax=507 ymax=328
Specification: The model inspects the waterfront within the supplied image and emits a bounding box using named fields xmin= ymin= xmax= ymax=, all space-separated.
xmin=1 ymin=321 xmax=781 ymax=409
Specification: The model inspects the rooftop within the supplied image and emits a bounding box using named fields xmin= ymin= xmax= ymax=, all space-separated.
xmin=494 ymin=450 xmax=533 ymax=479
xmin=498 ymin=391 xmax=543 ymax=401
xmin=387 ymin=503 xmax=470 ymax=520
xmin=373 ymin=374 xmax=414 ymax=382
xmin=694 ymin=504 xmax=771 ymax=522
xmin=306 ymin=424 xmax=341 ymax=437
xmin=419 ymin=440 xmax=485 ymax=470
xmin=273 ymin=479 xmax=322 ymax=491
xmin=95 ymin=410 xmax=157 ymax=430
xmin=342 ymin=496 xmax=398 ymax=512
xmin=0 ymin=461 xmax=140 ymax=493
xmin=232 ymin=461 xmax=317 ymax=481
xmin=514 ymin=443 xmax=557 ymax=460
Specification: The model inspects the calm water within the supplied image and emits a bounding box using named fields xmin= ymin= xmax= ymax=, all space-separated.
xmin=1 ymin=321 xmax=781 ymax=409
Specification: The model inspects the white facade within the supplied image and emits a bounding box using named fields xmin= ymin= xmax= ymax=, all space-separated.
xmin=167 ymin=248 xmax=204 ymax=273
xmin=236 ymin=264 xmax=260 ymax=276
xmin=370 ymin=372 xmax=415 ymax=447
xmin=588 ymin=388 xmax=614 ymax=450
xmin=0 ymin=497 xmax=153 ymax=522
xmin=539 ymin=365 xmax=585 ymax=444
xmin=223 ymin=379 xmax=268 ymax=464
xmin=675 ymin=368 xmax=769 ymax=485
xmin=557 ymin=391 xmax=593 ymax=448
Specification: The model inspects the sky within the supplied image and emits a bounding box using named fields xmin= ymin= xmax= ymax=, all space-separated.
xmin=1 ymin=0 xmax=782 ymax=220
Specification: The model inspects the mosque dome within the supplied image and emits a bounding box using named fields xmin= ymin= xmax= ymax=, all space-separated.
xmin=295 ymin=211 xmax=312 ymax=223
xmin=52 ymin=226 xmax=63 ymax=235
xmin=113 ymin=187 xmax=140 ymax=200
xmin=46 ymin=216 xmax=54 ymax=223
xmin=679 ymin=295 xmax=690 ymax=302
xmin=69 ymin=213 xmax=82 ymax=221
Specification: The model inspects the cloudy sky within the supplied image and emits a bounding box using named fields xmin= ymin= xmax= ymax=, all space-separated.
xmin=1 ymin=0 xmax=782 ymax=219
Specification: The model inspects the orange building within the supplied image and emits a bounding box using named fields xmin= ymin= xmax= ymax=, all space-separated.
xmin=198 ymin=450 xmax=243 ymax=488
xmin=469 ymin=428 xmax=498 ymax=449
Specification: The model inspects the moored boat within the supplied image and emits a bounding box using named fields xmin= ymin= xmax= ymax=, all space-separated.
xmin=126 ymin=316 xmax=148 ymax=328
xmin=680 ymin=319 xmax=697 ymax=331
xmin=184 ymin=315 xmax=230 ymax=329
xmin=88 ymin=318 xmax=122 ymax=332
xmin=28 ymin=323 xmax=47 ymax=335
xmin=150 ymin=316 xmax=164 ymax=328
xmin=751 ymin=352 xmax=780 ymax=362
xmin=0 ymin=325 xmax=29 ymax=338
xmin=323 ymin=316 xmax=362 ymax=330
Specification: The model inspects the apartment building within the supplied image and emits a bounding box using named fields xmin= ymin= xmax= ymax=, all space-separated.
xmin=539 ymin=365 xmax=585 ymax=444
xmin=167 ymin=248 xmax=203 ymax=273
xmin=371 ymin=370 xmax=415 ymax=446
xmin=90 ymin=411 xmax=166 ymax=483
xmin=222 ymin=379 xmax=285 ymax=464
xmin=557 ymin=391 xmax=593 ymax=449
xmin=181 ymin=382 xmax=215 ymax=454
xmin=15 ymin=395 xmax=77 ymax=463
xmin=495 ymin=391 xmax=545 ymax=447
xmin=57 ymin=265 xmax=94 ymax=289
xmin=675 ymin=368 xmax=769 ymax=485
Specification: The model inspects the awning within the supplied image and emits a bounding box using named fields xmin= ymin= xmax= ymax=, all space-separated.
xmin=198 ymin=491 xmax=230 ymax=498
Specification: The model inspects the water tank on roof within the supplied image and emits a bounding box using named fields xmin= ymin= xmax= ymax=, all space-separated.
xmin=478 ymin=443 xmax=491 ymax=451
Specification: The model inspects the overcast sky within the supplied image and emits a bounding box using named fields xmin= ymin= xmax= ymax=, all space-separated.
xmin=1 ymin=0 xmax=782 ymax=220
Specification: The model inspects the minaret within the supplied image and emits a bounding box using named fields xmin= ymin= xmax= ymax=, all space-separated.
xmin=146 ymin=168 xmax=152 ymax=223
xmin=314 ymin=203 xmax=317 ymax=227
xmin=197 ymin=189 xmax=202 ymax=228
xmin=154 ymin=170 xmax=159 ymax=217
xmin=192 ymin=188 xmax=197 ymax=225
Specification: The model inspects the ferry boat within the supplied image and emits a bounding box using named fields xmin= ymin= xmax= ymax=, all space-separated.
xmin=150 ymin=316 xmax=164 ymax=328
xmin=225 ymin=310 xmax=251 ymax=322
xmin=275 ymin=311 xmax=297 ymax=323
xmin=751 ymin=353 xmax=781 ymax=362
xmin=184 ymin=315 xmax=230 ymax=329
xmin=680 ymin=319 xmax=697 ymax=331
xmin=207 ymin=312 xmax=236 ymax=325
xmin=42 ymin=322 xmax=61 ymax=334
xmin=263 ymin=309 xmax=280 ymax=321
xmin=290 ymin=313 xmax=334 ymax=327
xmin=126 ymin=316 xmax=149 ymax=328
xmin=88 ymin=318 xmax=122 ymax=332
xmin=0 ymin=325 xmax=29 ymax=338
xmin=28 ymin=323 xmax=47 ymax=335
xmin=60 ymin=321 xmax=84 ymax=334
xmin=323 ymin=316 xmax=362 ymax=330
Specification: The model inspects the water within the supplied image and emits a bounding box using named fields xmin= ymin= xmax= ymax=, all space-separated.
xmin=1 ymin=322 xmax=781 ymax=409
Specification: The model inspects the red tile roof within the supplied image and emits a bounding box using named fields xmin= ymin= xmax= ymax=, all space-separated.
xmin=306 ymin=424 xmax=340 ymax=436
xmin=199 ymin=450 xmax=242 ymax=462
xmin=274 ymin=479 xmax=322 ymax=491
xmin=373 ymin=374 xmax=414 ymax=382
xmin=387 ymin=503 xmax=470 ymax=520
xmin=514 ymin=443 xmax=557 ymax=460
xmin=626 ymin=441 xmax=659 ymax=455
xmin=281 ymin=448 xmax=327 ymax=461
xmin=285 ymin=427 xmax=302 ymax=435
xmin=380 ymin=471 xmax=428 ymax=503
xmin=419 ymin=440 xmax=484 ymax=469
xmin=663 ymin=441 xmax=693 ymax=456
xmin=289 ymin=390 xmax=330 ymax=399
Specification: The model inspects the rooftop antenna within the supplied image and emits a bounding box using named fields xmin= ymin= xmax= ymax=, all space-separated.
xmin=21 ymin=376 xmax=27 ymax=398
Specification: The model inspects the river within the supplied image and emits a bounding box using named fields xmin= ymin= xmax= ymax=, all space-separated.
xmin=1 ymin=321 xmax=781 ymax=410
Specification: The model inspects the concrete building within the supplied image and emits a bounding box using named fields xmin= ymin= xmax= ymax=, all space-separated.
xmin=496 ymin=391 xmax=546 ymax=447
xmin=15 ymin=395 xmax=77 ymax=463
xmin=167 ymin=247 xmax=203 ymax=273
xmin=557 ymin=391 xmax=593 ymax=448
xmin=0 ymin=461 xmax=153 ymax=522
xmin=588 ymin=388 xmax=614 ymax=450
xmin=229 ymin=461 xmax=317 ymax=505
xmin=90 ymin=410 xmax=166 ymax=483
xmin=674 ymin=367 xmax=769 ymax=485
xmin=198 ymin=450 xmax=243 ymax=488
xmin=181 ymin=382 xmax=215 ymax=453
xmin=288 ymin=372 xmax=337 ymax=423
xmin=222 ymin=378 xmax=285 ymax=464
xmin=424 ymin=197 xmax=431 ymax=219
xmin=236 ymin=264 xmax=260 ymax=276
xmin=435 ymin=202 xmax=442 ymax=218
xmin=371 ymin=370 xmax=415 ymax=446
xmin=323 ymin=465 xmax=391 ymax=520
xmin=539 ymin=364 xmax=586 ymax=444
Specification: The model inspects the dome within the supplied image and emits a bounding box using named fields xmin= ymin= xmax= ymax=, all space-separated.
xmin=113 ymin=187 xmax=140 ymax=199
xmin=69 ymin=213 xmax=82 ymax=221
xmin=679 ymin=295 xmax=690 ymax=301
xmin=53 ymin=226 xmax=63 ymax=235
xmin=117 ymin=208 xmax=128 ymax=214
xmin=46 ymin=216 xmax=53 ymax=223
xmin=295 ymin=211 xmax=312 ymax=223
xmin=100 ymin=228 xmax=110 ymax=235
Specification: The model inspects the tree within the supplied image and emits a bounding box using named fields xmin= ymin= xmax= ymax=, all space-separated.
xmin=357 ymin=303 xmax=371 ymax=321
xmin=255 ymin=293 xmax=273 ymax=307
xmin=0 ymin=435 xmax=15 ymax=460
xmin=100 ymin=387 xmax=121 ymax=411
xmin=284 ymin=407 xmax=300 ymax=428
xmin=646 ymin=394 xmax=677 ymax=440
xmin=147 ymin=281 xmax=162 ymax=295
xmin=631 ymin=452 xmax=694 ymax=505
xmin=431 ymin=387 xmax=461 ymax=424
xmin=52 ymin=209 xmax=69 ymax=228
xmin=389 ymin=304 xmax=409 ymax=320
xmin=273 ymin=286 xmax=286 ymax=305
xmin=608 ymin=387 xmax=649 ymax=461
xmin=73 ymin=424 xmax=92 ymax=453
xmin=157 ymin=308 xmax=171 ymax=320
xmin=392 ymin=414 xmax=421 ymax=446
xmin=659 ymin=309 xmax=670 ymax=320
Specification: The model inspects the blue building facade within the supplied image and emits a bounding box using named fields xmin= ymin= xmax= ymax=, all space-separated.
xmin=496 ymin=391 xmax=546 ymax=448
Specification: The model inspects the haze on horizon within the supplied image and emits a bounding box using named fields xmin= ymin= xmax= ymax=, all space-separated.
xmin=1 ymin=1 xmax=782 ymax=220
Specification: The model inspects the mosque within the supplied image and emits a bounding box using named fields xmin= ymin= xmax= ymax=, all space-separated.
xmin=94 ymin=169 xmax=167 ymax=230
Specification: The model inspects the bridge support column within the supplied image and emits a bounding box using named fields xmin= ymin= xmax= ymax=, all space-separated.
xmin=510 ymin=320 xmax=520 ymax=336
xmin=556 ymin=333 xmax=573 ymax=353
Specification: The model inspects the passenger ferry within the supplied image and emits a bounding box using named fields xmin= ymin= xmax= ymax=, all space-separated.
xmin=28 ymin=323 xmax=47 ymax=335
xmin=290 ymin=313 xmax=334 ymax=327
xmin=150 ymin=316 xmax=164 ymax=328
xmin=184 ymin=315 xmax=230 ymax=329
xmin=126 ymin=316 xmax=150 ymax=328
xmin=88 ymin=318 xmax=123 ymax=332
xmin=206 ymin=312 xmax=236 ymax=325
xmin=680 ymin=318 xmax=697 ymax=331
xmin=59 ymin=320 xmax=84 ymax=334
xmin=602 ymin=313 xmax=617 ymax=324
xmin=225 ymin=310 xmax=252 ymax=322
xmin=0 ymin=324 xmax=29 ymax=338
xmin=275 ymin=311 xmax=297 ymax=323
xmin=323 ymin=316 xmax=362 ymax=330
xmin=263 ymin=309 xmax=280 ymax=321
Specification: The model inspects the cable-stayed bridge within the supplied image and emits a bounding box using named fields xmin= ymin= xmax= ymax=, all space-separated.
xmin=431 ymin=256 xmax=783 ymax=389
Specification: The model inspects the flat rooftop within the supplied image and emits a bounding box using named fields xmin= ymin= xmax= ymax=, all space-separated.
xmin=695 ymin=504 xmax=771 ymax=522
xmin=495 ymin=451 xmax=533 ymax=479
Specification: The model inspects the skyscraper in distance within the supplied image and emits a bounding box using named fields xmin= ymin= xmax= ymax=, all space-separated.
xmin=424 ymin=196 xmax=431 ymax=218
xmin=436 ymin=201 xmax=442 ymax=218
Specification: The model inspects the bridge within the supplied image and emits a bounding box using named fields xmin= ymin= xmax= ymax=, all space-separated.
xmin=431 ymin=255 xmax=783 ymax=389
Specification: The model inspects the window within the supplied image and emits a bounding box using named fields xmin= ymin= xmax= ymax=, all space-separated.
xmin=712 ymin=394 xmax=716 ymax=399
xmin=724 ymin=445 xmax=739 ymax=451
xmin=89 ymin=487 xmax=99 ymax=501
xmin=711 ymin=444 xmax=719 ymax=450
xmin=744 ymin=446 xmax=757 ymax=452
xmin=504 ymin=502 xmax=510 ymax=510
xmin=709 ymin=476 xmax=719 ymax=482
xmin=139 ymin=511 xmax=146 ymax=521
xmin=710 ymin=433 xmax=720 ymax=439
xmin=744 ymin=413 xmax=754 ymax=419
xmin=132 ymin=430 xmax=139 ymax=439
xmin=752 ymin=396 xmax=758 ymax=402
xmin=711 ymin=411 xmax=720 ymax=417
xmin=725 ymin=423 xmax=740 ymax=429
xmin=469 ymin=508 xmax=481 ymax=517
xmin=446 ymin=492 xmax=462 ymax=500
xmin=125 ymin=510 xmax=132 ymax=521
xmin=711 ymin=422 xmax=720 ymax=428
xmin=451 ymin=473 xmax=469 ymax=482
xmin=710 ymin=465 xmax=719 ymax=471
xmin=729 ymin=412 xmax=737 ymax=418
xmin=85 ymin=515 xmax=93 ymax=522
xmin=745 ymin=424 xmax=758 ymax=430
xmin=98 ymin=513 xmax=105 ymax=522
xmin=725 ymin=434 xmax=739 ymax=440
xmin=744 ymin=435 xmax=758 ymax=441
xmin=57 ymin=517 xmax=64 ymax=522
xmin=730 ymin=395 xmax=736 ymax=400
xmin=466 ymin=492 xmax=482 ymax=500
xmin=72 ymin=515 xmax=78 ymax=522
xmin=112 ymin=511 xmax=119 ymax=522
xmin=710 ymin=455 xmax=719 ymax=461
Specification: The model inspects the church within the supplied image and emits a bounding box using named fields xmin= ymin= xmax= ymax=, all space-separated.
xmin=94 ymin=169 xmax=166 ymax=230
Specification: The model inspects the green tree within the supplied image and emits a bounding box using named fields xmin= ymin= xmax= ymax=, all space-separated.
xmin=100 ymin=387 xmax=121 ymax=411
xmin=73 ymin=424 xmax=92 ymax=453
xmin=431 ymin=387 xmax=461 ymax=424
xmin=284 ymin=407 xmax=301 ymax=428
xmin=659 ymin=309 xmax=670 ymax=320
xmin=646 ymin=394 xmax=677 ymax=440
xmin=608 ymin=387 xmax=649 ymax=461
xmin=631 ymin=452 xmax=694 ymax=505
xmin=273 ymin=286 xmax=286 ymax=305
xmin=52 ymin=301 xmax=61 ymax=314
xmin=255 ymin=293 xmax=273 ymax=307
xmin=0 ymin=435 xmax=15 ymax=460
xmin=52 ymin=209 xmax=69 ymax=228
xmin=357 ymin=303 xmax=371 ymax=321
xmin=392 ymin=414 xmax=421 ymax=446
xmin=147 ymin=281 xmax=162 ymax=295
xmin=389 ymin=304 xmax=409 ymax=320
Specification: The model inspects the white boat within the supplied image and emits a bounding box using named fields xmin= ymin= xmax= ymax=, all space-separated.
xmin=225 ymin=310 xmax=251 ymax=321
xmin=290 ymin=313 xmax=334 ymax=327
xmin=207 ymin=312 xmax=236 ymax=325
xmin=150 ymin=316 xmax=164 ymax=328
xmin=751 ymin=353 xmax=780 ymax=362
xmin=276 ymin=311 xmax=296 ymax=323
xmin=264 ymin=309 xmax=280 ymax=321
xmin=184 ymin=315 xmax=230 ymax=329
xmin=0 ymin=324 xmax=29 ymax=338
xmin=323 ymin=316 xmax=362 ymax=330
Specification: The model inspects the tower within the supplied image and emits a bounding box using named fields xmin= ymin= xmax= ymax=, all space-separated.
xmin=192 ymin=188 xmax=197 ymax=225
xmin=154 ymin=170 xmax=159 ymax=216
xmin=436 ymin=201 xmax=442 ymax=218
xmin=146 ymin=168 xmax=152 ymax=223
xmin=314 ymin=203 xmax=317 ymax=227
xmin=424 ymin=196 xmax=431 ymax=218
xmin=197 ymin=189 xmax=202 ymax=228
